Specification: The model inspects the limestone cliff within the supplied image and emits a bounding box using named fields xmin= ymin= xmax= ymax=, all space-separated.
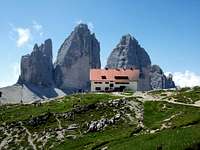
xmin=54 ymin=24 xmax=101 ymax=91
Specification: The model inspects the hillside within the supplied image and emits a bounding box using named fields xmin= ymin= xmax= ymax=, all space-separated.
xmin=0 ymin=87 xmax=200 ymax=150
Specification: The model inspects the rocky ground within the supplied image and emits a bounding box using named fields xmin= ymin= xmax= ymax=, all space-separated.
xmin=0 ymin=87 xmax=200 ymax=150
xmin=0 ymin=84 xmax=66 ymax=104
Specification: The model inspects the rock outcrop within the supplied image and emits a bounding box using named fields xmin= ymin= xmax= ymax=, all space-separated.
xmin=18 ymin=39 xmax=54 ymax=87
xmin=106 ymin=34 xmax=175 ymax=90
xmin=149 ymin=65 xmax=165 ymax=89
xmin=165 ymin=73 xmax=176 ymax=89
xmin=150 ymin=65 xmax=175 ymax=89
xmin=54 ymin=24 xmax=101 ymax=91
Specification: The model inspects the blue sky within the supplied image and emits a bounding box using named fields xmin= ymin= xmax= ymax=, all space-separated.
xmin=0 ymin=0 xmax=200 ymax=87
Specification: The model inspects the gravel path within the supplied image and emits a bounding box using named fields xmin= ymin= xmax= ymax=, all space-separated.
xmin=113 ymin=92 xmax=200 ymax=108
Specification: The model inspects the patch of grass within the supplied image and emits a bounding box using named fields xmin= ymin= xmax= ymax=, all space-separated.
xmin=148 ymin=90 xmax=166 ymax=95
xmin=0 ymin=93 xmax=120 ymax=124
xmin=53 ymin=121 xmax=137 ymax=150
xmin=108 ymin=124 xmax=200 ymax=150
xmin=1 ymin=93 xmax=200 ymax=150
xmin=172 ymin=86 xmax=200 ymax=104
xmin=53 ymin=100 xmax=200 ymax=150
xmin=121 ymin=92 xmax=134 ymax=96
xmin=144 ymin=101 xmax=200 ymax=129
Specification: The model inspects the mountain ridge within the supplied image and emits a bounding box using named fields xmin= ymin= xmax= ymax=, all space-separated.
xmin=0 ymin=23 xmax=175 ymax=104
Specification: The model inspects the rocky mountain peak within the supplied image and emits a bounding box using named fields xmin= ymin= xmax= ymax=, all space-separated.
xmin=33 ymin=44 xmax=39 ymax=51
xmin=32 ymin=39 xmax=52 ymax=58
xmin=74 ymin=23 xmax=90 ymax=34
xmin=106 ymin=34 xmax=151 ymax=69
xmin=119 ymin=34 xmax=137 ymax=46
xmin=54 ymin=24 xmax=101 ymax=91
xmin=18 ymin=39 xmax=54 ymax=87
xmin=150 ymin=65 xmax=163 ymax=74
xmin=106 ymin=34 xmax=175 ymax=90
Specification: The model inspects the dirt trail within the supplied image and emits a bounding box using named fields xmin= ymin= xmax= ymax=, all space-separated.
xmin=56 ymin=117 xmax=62 ymax=129
xmin=134 ymin=92 xmax=200 ymax=108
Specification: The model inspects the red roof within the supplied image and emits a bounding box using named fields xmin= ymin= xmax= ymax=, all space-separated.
xmin=90 ymin=68 xmax=140 ymax=82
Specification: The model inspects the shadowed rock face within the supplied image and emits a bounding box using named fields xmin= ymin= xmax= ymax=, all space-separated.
xmin=106 ymin=34 xmax=175 ymax=90
xmin=150 ymin=65 xmax=175 ymax=89
xmin=150 ymin=65 xmax=166 ymax=89
xmin=54 ymin=24 xmax=101 ymax=91
xmin=18 ymin=39 xmax=54 ymax=87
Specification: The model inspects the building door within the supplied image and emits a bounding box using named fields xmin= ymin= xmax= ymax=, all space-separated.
xmin=119 ymin=86 xmax=126 ymax=92
xmin=109 ymin=83 xmax=114 ymax=88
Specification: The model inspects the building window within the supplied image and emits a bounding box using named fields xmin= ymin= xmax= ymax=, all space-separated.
xmin=105 ymin=82 xmax=109 ymax=84
xmin=95 ymin=87 xmax=101 ymax=91
xmin=115 ymin=82 xmax=130 ymax=84
xmin=94 ymin=82 xmax=102 ymax=84
xmin=105 ymin=87 xmax=109 ymax=91
xmin=110 ymin=83 xmax=114 ymax=87
xmin=114 ymin=76 xmax=129 ymax=80
xmin=101 ymin=76 xmax=106 ymax=79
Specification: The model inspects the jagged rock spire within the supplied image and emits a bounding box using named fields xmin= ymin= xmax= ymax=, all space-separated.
xmin=54 ymin=23 xmax=101 ymax=91
xmin=18 ymin=39 xmax=54 ymax=87
xmin=106 ymin=34 xmax=151 ymax=69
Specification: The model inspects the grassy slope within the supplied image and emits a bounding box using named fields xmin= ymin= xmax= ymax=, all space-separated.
xmin=0 ymin=91 xmax=200 ymax=150
xmin=54 ymin=98 xmax=200 ymax=150
xmin=107 ymin=101 xmax=200 ymax=150
xmin=109 ymin=125 xmax=200 ymax=150
xmin=0 ymin=93 xmax=120 ymax=124
xmin=172 ymin=86 xmax=200 ymax=104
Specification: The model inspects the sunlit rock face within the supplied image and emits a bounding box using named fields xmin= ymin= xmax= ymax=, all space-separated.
xmin=54 ymin=24 xmax=101 ymax=91
xmin=106 ymin=34 xmax=151 ymax=69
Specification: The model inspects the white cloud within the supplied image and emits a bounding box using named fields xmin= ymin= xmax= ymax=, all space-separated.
xmin=32 ymin=21 xmax=44 ymax=38
xmin=15 ymin=28 xmax=31 ymax=47
xmin=32 ymin=20 xmax=43 ymax=31
xmin=39 ymin=32 xmax=44 ymax=36
xmin=9 ymin=21 xmax=44 ymax=48
xmin=165 ymin=71 xmax=200 ymax=88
